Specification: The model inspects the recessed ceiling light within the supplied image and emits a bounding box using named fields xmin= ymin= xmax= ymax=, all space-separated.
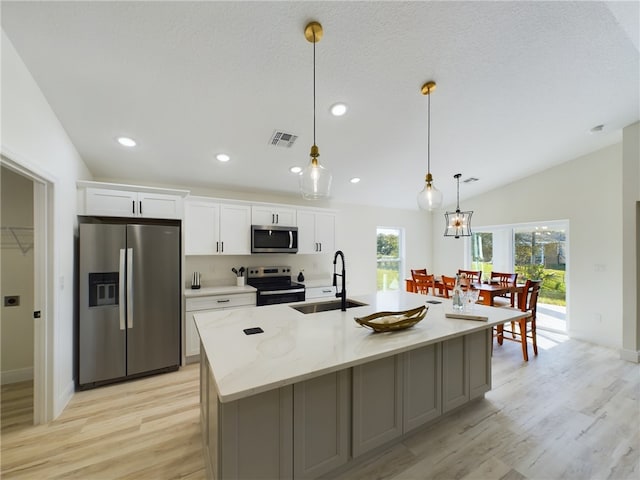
xmin=350 ymin=177 xmax=361 ymax=184
xmin=589 ymin=124 xmax=605 ymax=134
xmin=330 ymin=103 xmax=348 ymax=116
xmin=117 ymin=137 xmax=136 ymax=147
xmin=216 ymin=153 xmax=230 ymax=162
xmin=290 ymin=166 xmax=302 ymax=174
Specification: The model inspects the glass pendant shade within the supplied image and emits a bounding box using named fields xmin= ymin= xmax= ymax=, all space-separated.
xmin=417 ymin=174 xmax=443 ymax=211
xmin=300 ymin=148 xmax=332 ymax=200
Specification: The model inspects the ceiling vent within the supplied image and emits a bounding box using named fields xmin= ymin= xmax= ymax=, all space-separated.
xmin=269 ymin=130 xmax=298 ymax=148
xmin=463 ymin=177 xmax=479 ymax=183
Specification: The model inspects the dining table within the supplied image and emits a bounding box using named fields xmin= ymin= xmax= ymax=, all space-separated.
xmin=405 ymin=277 xmax=526 ymax=307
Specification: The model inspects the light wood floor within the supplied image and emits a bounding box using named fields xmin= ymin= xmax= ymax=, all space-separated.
xmin=1 ymin=332 xmax=638 ymax=479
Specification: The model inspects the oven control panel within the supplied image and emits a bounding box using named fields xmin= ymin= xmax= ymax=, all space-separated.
xmin=247 ymin=266 xmax=292 ymax=278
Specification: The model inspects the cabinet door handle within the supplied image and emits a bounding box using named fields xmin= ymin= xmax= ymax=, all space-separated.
xmin=319 ymin=242 xmax=322 ymax=252
xmin=276 ymin=214 xmax=279 ymax=224
xmin=216 ymin=241 xmax=219 ymax=252
xmin=132 ymin=201 xmax=135 ymax=214
xmin=221 ymin=241 xmax=224 ymax=252
xmin=139 ymin=201 xmax=142 ymax=215
xmin=322 ymin=289 xmax=332 ymax=293
xmin=217 ymin=299 xmax=230 ymax=303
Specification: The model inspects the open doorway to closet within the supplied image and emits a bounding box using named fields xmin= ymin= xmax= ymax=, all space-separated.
xmin=1 ymin=165 xmax=34 ymax=430
xmin=469 ymin=221 xmax=568 ymax=333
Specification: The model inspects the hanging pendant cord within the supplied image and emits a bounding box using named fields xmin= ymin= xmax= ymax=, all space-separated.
xmin=313 ymin=30 xmax=316 ymax=146
xmin=427 ymin=87 xmax=431 ymax=174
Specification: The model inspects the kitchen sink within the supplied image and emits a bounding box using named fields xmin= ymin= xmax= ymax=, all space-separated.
xmin=291 ymin=299 xmax=368 ymax=314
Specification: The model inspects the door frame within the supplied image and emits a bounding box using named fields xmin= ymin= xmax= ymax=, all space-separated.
xmin=1 ymin=148 xmax=56 ymax=424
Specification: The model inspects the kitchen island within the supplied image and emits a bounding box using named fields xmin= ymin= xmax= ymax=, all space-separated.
xmin=195 ymin=290 xmax=529 ymax=479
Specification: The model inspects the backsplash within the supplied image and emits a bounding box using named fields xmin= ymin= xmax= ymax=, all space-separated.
xmin=184 ymin=254 xmax=334 ymax=289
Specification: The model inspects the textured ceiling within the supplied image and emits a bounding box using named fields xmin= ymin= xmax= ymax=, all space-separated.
xmin=2 ymin=1 xmax=638 ymax=209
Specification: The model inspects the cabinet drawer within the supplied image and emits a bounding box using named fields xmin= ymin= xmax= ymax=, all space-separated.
xmin=305 ymin=286 xmax=336 ymax=299
xmin=186 ymin=293 xmax=256 ymax=311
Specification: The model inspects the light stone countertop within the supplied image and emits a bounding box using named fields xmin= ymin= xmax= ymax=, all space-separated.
xmin=184 ymin=285 xmax=257 ymax=298
xmin=194 ymin=290 xmax=529 ymax=403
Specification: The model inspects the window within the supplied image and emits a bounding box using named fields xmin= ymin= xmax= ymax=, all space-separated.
xmin=469 ymin=221 xmax=568 ymax=332
xmin=376 ymin=227 xmax=404 ymax=291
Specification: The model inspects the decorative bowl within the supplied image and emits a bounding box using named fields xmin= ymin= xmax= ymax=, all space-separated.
xmin=354 ymin=305 xmax=428 ymax=333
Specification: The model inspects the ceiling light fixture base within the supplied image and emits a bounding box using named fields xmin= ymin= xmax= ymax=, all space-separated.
xmin=421 ymin=81 xmax=437 ymax=96
xmin=304 ymin=22 xmax=323 ymax=43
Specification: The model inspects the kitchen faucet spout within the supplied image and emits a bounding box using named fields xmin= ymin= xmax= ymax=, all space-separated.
xmin=333 ymin=250 xmax=346 ymax=311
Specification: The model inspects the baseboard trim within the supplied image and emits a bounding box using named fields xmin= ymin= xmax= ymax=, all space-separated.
xmin=1 ymin=367 xmax=34 ymax=385
xmin=619 ymin=349 xmax=640 ymax=363
xmin=54 ymin=379 xmax=75 ymax=419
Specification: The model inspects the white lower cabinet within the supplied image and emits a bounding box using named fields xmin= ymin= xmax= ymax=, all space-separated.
xmin=304 ymin=285 xmax=336 ymax=299
xmin=185 ymin=293 xmax=255 ymax=359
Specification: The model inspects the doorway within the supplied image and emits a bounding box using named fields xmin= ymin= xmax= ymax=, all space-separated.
xmin=1 ymin=155 xmax=54 ymax=425
xmin=469 ymin=221 xmax=568 ymax=333
xmin=1 ymin=166 xmax=34 ymax=430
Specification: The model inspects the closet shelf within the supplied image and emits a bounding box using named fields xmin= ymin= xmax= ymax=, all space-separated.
xmin=1 ymin=226 xmax=34 ymax=255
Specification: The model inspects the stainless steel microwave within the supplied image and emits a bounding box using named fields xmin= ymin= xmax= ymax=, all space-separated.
xmin=251 ymin=225 xmax=298 ymax=253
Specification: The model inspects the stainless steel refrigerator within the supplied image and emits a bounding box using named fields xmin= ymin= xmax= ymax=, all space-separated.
xmin=78 ymin=219 xmax=181 ymax=389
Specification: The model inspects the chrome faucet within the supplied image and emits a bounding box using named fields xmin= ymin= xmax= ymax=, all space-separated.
xmin=333 ymin=250 xmax=346 ymax=311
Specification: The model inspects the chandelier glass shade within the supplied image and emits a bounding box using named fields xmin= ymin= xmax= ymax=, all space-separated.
xmin=417 ymin=81 xmax=443 ymax=211
xmin=300 ymin=21 xmax=332 ymax=200
xmin=444 ymin=173 xmax=473 ymax=238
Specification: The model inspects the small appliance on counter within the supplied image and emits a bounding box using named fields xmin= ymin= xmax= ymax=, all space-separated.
xmin=191 ymin=272 xmax=201 ymax=289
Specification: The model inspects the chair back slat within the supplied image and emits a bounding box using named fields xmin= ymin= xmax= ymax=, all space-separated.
xmin=413 ymin=273 xmax=436 ymax=296
xmin=458 ymin=269 xmax=482 ymax=283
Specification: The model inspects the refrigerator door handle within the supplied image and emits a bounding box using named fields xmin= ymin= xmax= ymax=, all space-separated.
xmin=127 ymin=248 xmax=134 ymax=329
xmin=119 ymin=249 xmax=126 ymax=330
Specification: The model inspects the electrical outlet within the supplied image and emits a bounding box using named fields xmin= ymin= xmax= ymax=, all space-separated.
xmin=4 ymin=296 xmax=20 ymax=307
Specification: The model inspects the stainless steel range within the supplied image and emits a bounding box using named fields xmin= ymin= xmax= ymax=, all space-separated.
xmin=247 ymin=266 xmax=305 ymax=306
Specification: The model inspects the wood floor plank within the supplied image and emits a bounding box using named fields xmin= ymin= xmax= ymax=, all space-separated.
xmin=1 ymin=335 xmax=638 ymax=479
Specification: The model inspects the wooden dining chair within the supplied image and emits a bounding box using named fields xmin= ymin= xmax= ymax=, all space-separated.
xmin=413 ymin=273 xmax=436 ymax=296
xmin=410 ymin=269 xmax=427 ymax=280
xmin=495 ymin=279 xmax=541 ymax=361
xmin=490 ymin=272 xmax=518 ymax=307
xmin=440 ymin=275 xmax=456 ymax=298
xmin=458 ymin=269 xmax=482 ymax=283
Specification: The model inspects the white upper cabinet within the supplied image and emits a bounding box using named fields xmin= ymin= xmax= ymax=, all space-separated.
xmin=297 ymin=210 xmax=335 ymax=254
xmin=251 ymin=205 xmax=296 ymax=227
xmin=78 ymin=181 xmax=188 ymax=219
xmin=184 ymin=197 xmax=251 ymax=255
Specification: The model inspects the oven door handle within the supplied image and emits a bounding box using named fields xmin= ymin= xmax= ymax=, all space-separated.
xmin=259 ymin=288 xmax=305 ymax=296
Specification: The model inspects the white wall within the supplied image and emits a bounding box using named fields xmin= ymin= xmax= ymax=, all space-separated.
xmin=1 ymin=167 xmax=34 ymax=383
xmin=432 ymin=142 xmax=624 ymax=349
xmin=1 ymin=31 xmax=93 ymax=416
xmin=621 ymin=122 xmax=639 ymax=361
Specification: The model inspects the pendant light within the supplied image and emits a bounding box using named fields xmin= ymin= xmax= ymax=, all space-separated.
xmin=444 ymin=173 xmax=473 ymax=238
xmin=416 ymin=81 xmax=443 ymax=211
xmin=299 ymin=21 xmax=332 ymax=200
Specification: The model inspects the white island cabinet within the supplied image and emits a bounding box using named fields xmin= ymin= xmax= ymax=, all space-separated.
xmin=195 ymin=291 xmax=527 ymax=479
